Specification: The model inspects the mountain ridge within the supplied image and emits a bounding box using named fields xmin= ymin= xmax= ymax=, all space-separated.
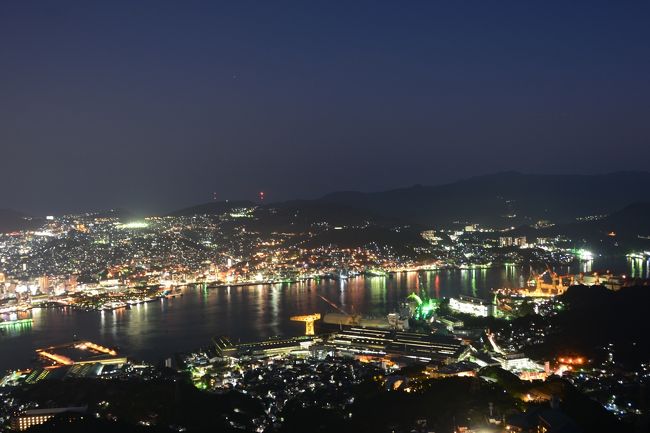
xmin=314 ymin=171 xmax=650 ymax=227
xmin=0 ymin=209 xmax=42 ymax=233
xmin=5 ymin=172 xmax=650 ymax=232
xmin=167 ymin=200 xmax=257 ymax=217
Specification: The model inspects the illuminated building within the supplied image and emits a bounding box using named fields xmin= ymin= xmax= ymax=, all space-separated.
xmin=449 ymin=295 xmax=496 ymax=317
xmin=38 ymin=275 xmax=50 ymax=291
xmin=494 ymin=353 xmax=545 ymax=378
xmin=327 ymin=327 xmax=464 ymax=362
xmin=499 ymin=236 xmax=526 ymax=247
xmin=35 ymin=341 xmax=126 ymax=366
xmin=11 ymin=407 xmax=86 ymax=431
xmin=222 ymin=336 xmax=316 ymax=359
xmin=420 ymin=230 xmax=442 ymax=244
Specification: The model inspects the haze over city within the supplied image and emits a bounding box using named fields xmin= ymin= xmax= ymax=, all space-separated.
xmin=2 ymin=1 xmax=650 ymax=214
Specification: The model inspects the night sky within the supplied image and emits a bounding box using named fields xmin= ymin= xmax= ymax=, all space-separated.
xmin=2 ymin=1 xmax=649 ymax=215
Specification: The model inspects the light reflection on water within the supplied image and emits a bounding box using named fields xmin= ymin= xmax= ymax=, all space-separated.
xmin=628 ymin=257 xmax=650 ymax=279
xmin=0 ymin=258 xmax=643 ymax=372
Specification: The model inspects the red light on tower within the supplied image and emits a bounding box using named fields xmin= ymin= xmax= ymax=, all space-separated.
xmin=259 ymin=191 xmax=265 ymax=202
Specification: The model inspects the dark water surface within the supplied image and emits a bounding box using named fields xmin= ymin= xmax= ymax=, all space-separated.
xmin=1 ymin=257 xmax=647 ymax=372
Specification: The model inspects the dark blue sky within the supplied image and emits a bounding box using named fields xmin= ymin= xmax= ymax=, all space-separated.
xmin=2 ymin=1 xmax=649 ymax=214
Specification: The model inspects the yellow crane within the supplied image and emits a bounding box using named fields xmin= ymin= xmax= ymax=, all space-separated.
xmin=290 ymin=313 xmax=321 ymax=336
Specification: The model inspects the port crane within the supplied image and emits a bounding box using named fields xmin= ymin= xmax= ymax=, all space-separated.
xmin=318 ymin=295 xmax=361 ymax=326
xmin=290 ymin=314 xmax=321 ymax=336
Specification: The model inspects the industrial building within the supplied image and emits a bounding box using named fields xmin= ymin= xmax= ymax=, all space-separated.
xmin=212 ymin=327 xmax=465 ymax=364
xmin=216 ymin=336 xmax=316 ymax=359
xmin=35 ymin=341 xmax=127 ymax=367
xmin=325 ymin=327 xmax=465 ymax=362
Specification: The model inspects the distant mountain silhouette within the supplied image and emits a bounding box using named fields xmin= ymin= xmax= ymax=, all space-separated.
xmin=316 ymin=171 xmax=650 ymax=227
xmin=168 ymin=200 xmax=257 ymax=217
xmin=86 ymin=208 xmax=135 ymax=219
xmin=515 ymin=201 xmax=650 ymax=251
xmin=153 ymin=172 xmax=650 ymax=231
xmin=0 ymin=209 xmax=43 ymax=233
xmin=295 ymin=225 xmax=428 ymax=254
xmin=252 ymin=200 xmax=393 ymax=232
xmin=581 ymin=202 xmax=650 ymax=236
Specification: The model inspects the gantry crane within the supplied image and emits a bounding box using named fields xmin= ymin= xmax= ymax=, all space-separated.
xmin=290 ymin=313 xmax=321 ymax=335
xmin=319 ymin=295 xmax=361 ymax=325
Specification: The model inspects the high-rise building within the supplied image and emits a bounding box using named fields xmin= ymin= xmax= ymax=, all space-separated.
xmin=38 ymin=276 xmax=50 ymax=292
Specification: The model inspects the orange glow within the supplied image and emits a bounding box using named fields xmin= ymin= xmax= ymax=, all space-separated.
xmin=557 ymin=356 xmax=585 ymax=366
xmin=37 ymin=351 xmax=73 ymax=366
xmin=77 ymin=341 xmax=118 ymax=356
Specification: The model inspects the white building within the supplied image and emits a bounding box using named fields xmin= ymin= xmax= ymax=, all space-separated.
xmin=449 ymin=295 xmax=495 ymax=317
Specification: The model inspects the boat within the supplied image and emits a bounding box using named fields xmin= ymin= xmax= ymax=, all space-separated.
xmin=364 ymin=268 xmax=388 ymax=277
